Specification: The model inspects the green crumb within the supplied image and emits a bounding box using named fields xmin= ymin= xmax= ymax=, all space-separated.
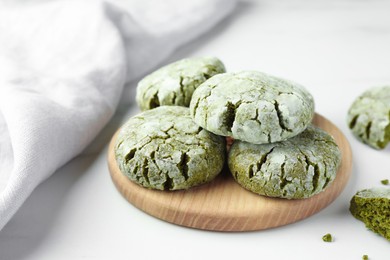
xmin=322 ymin=233 xmax=333 ymax=242
xmin=362 ymin=255 xmax=368 ymax=260
xmin=381 ymin=179 xmax=389 ymax=185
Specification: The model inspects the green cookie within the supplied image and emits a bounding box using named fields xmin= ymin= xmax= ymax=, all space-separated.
xmin=190 ymin=71 xmax=315 ymax=144
xmin=136 ymin=57 xmax=225 ymax=111
xmin=228 ymin=125 xmax=341 ymax=199
xmin=347 ymin=86 xmax=390 ymax=149
xmin=350 ymin=187 xmax=390 ymax=241
xmin=115 ymin=106 xmax=226 ymax=190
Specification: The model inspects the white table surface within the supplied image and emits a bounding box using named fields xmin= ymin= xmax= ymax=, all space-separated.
xmin=2 ymin=0 xmax=390 ymax=259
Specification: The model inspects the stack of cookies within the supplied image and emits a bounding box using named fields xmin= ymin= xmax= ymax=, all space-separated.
xmin=115 ymin=57 xmax=341 ymax=199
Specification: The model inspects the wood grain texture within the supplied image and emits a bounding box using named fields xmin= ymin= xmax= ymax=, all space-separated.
xmin=107 ymin=113 xmax=352 ymax=232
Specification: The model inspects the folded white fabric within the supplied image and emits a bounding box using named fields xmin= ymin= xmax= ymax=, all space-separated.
xmin=0 ymin=0 xmax=236 ymax=231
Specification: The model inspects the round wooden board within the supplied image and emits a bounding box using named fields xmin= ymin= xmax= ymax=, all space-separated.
xmin=107 ymin=113 xmax=352 ymax=232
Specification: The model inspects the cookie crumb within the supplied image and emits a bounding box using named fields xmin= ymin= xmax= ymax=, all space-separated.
xmin=322 ymin=233 xmax=333 ymax=242
xmin=381 ymin=179 xmax=389 ymax=185
xmin=362 ymin=255 xmax=368 ymax=260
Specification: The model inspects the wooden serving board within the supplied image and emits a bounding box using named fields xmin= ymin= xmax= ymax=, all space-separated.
xmin=107 ymin=113 xmax=352 ymax=232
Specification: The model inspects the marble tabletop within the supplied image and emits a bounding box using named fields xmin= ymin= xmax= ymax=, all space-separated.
xmin=1 ymin=0 xmax=390 ymax=259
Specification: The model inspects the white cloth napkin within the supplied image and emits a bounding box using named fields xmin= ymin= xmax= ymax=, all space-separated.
xmin=0 ymin=0 xmax=236 ymax=231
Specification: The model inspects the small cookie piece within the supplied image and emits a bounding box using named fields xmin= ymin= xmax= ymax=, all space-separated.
xmin=347 ymin=86 xmax=390 ymax=149
xmin=322 ymin=233 xmax=333 ymax=242
xmin=228 ymin=125 xmax=341 ymax=199
xmin=115 ymin=106 xmax=226 ymax=190
xmin=350 ymin=187 xmax=390 ymax=241
xmin=190 ymin=71 xmax=315 ymax=144
xmin=136 ymin=57 xmax=225 ymax=111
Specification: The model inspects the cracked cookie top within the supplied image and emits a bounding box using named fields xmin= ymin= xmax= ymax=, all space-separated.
xmin=228 ymin=125 xmax=341 ymax=199
xmin=347 ymin=86 xmax=390 ymax=149
xmin=115 ymin=106 xmax=226 ymax=190
xmin=189 ymin=71 xmax=315 ymax=144
xmin=136 ymin=57 xmax=225 ymax=111
xmin=352 ymin=187 xmax=390 ymax=199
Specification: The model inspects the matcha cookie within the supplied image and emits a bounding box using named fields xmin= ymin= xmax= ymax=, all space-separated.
xmin=350 ymin=187 xmax=390 ymax=241
xmin=190 ymin=71 xmax=315 ymax=144
xmin=115 ymin=106 xmax=226 ymax=190
xmin=228 ymin=125 xmax=341 ymax=199
xmin=136 ymin=57 xmax=225 ymax=111
xmin=347 ymin=86 xmax=390 ymax=149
